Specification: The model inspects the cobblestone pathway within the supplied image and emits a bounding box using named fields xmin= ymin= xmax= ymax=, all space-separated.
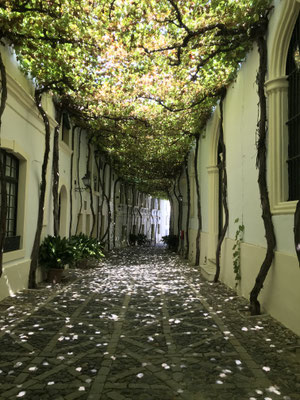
xmin=0 ymin=246 xmax=299 ymax=400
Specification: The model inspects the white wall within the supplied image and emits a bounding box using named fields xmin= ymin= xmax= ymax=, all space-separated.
xmin=0 ymin=45 xmax=164 ymax=300
xmin=172 ymin=0 xmax=300 ymax=335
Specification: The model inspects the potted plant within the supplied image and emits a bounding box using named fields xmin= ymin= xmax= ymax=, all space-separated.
xmin=129 ymin=233 xmax=137 ymax=246
xmin=136 ymin=233 xmax=147 ymax=246
xmin=68 ymin=233 xmax=104 ymax=268
xmin=161 ymin=234 xmax=179 ymax=251
xmin=39 ymin=235 xmax=74 ymax=283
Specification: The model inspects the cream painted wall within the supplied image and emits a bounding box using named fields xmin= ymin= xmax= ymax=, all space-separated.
xmin=220 ymin=238 xmax=300 ymax=336
xmin=223 ymin=47 xmax=266 ymax=248
xmin=199 ymin=125 xmax=212 ymax=234
xmin=0 ymin=45 xmax=166 ymax=301
xmin=172 ymin=0 xmax=300 ymax=335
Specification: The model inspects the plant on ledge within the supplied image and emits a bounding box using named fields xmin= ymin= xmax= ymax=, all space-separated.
xmin=69 ymin=233 xmax=104 ymax=268
xmin=38 ymin=235 xmax=74 ymax=283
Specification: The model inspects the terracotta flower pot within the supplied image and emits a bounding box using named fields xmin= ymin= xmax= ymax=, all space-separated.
xmin=47 ymin=268 xmax=64 ymax=284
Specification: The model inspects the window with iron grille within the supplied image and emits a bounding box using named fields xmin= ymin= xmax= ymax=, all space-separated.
xmin=286 ymin=13 xmax=300 ymax=201
xmin=0 ymin=149 xmax=20 ymax=252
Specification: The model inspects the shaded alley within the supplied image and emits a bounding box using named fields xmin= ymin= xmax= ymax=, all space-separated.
xmin=0 ymin=246 xmax=299 ymax=400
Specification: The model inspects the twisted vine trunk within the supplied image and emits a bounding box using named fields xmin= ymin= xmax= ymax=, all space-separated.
xmin=194 ymin=135 xmax=202 ymax=266
xmin=28 ymin=89 xmax=51 ymax=289
xmin=184 ymin=155 xmax=190 ymax=259
xmin=131 ymin=186 xmax=137 ymax=234
xmin=214 ymin=92 xmax=229 ymax=283
xmin=100 ymin=163 xmax=112 ymax=248
xmin=75 ymin=129 xmax=83 ymax=235
xmin=95 ymin=153 xmax=104 ymax=239
xmin=107 ymin=165 xmax=112 ymax=250
xmin=295 ymin=200 xmax=300 ymax=265
xmin=87 ymin=140 xmax=96 ymax=237
xmin=0 ymin=50 xmax=8 ymax=278
xmin=174 ymin=173 xmax=183 ymax=254
xmin=125 ymin=186 xmax=129 ymax=237
xmin=250 ymin=35 xmax=276 ymax=315
xmin=113 ymin=178 xmax=120 ymax=247
xmin=52 ymin=106 xmax=62 ymax=236
xmin=167 ymin=188 xmax=174 ymax=236
xmin=69 ymin=126 xmax=77 ymax=236
xmin=173 ymin=181 xmax=180 ymax=246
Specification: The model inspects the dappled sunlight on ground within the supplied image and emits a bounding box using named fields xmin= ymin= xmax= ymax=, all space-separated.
xmin=0 ymin=246 xmax=299 ymax=400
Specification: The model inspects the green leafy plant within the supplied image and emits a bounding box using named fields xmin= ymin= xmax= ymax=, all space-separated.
xmin=129 ymin=233 xmax=137 ymax=246
xmin=0 ymin=0 xmax=272 ymax=197
xmin=232 ymin=218 xmax=245 ymax=287
xmin=68 ymin=233 xmax=104 ymax=267
xmin=161 ymin=235 xmax=179 ymax=251
xmin=39 ymin=235 xmax=74 ymax=270
xmin=136 ymin=233 xmax=147 ymax=246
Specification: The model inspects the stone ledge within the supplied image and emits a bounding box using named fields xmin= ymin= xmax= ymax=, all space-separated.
xmin=199 ymin=263 xmax=216 ymax=281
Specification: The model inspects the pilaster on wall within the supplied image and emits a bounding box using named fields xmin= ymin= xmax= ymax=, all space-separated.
xmin=266 ymin=77 xmax=297 ymax=214
xmin=266 ymin=0 xmax=299 ymax=215
xmin=207 ymin=166 xmax=219 ymax=261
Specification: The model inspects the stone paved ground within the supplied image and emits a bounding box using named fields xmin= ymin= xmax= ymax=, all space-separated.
xmin=0 ymin=246 xmax=299 ymax=400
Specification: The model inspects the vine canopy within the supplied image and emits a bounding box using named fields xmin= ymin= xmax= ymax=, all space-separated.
xmin=0 ymin=0 xmax=271 ymax=196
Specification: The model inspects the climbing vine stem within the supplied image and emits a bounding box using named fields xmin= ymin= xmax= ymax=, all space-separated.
xmin=214 ymin=90 xmax=229 ymax=283
xmin=28 ymin=88 xmax=51 ymax=289
xmin=52 ymin=104 xmax=62 ymax=236
xmin=194 ymin=134 xmax=202 ymax=266
xmin=249 ymin=33 xmax=276 ymax=315
xmin=295 ymin=200 xmax=300 ymax=266
xmin=184 ymin=155 xmax=190 ymax=259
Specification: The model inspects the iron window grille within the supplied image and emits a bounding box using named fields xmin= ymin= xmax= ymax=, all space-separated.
xmin=0 ymin=149 xmax=20 ymax=252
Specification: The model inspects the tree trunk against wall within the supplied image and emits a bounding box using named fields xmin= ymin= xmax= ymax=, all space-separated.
xmin=107 ymin=165 xmax=112 ymax=250
xmin=95 ymin=154 xmax=104 ymax=239
xmin=194 ymin=134 xmax=202 ymax=266
xmin=173 ymin=182 xmax=180 ymax=236
xmin=87 ymin=139 xmax=96 ymax=237
xmin=184 ymin=156 xmax=190 ymax=259
xmin=100 ymin=162 xmax=108 ymax=242
xmin=138 ymin=205 xmax=143 ymax=234
xmin=113 ymin=178 xmax=120 ymax=247
xmin=250 ymin=34 xmax=276 ymax=315
xmin=174 ymin=175 xmax=183 ymax=254
xmin=52 ymin=105 xmax=62 ymax=236
xmin=131 ymin=186 xmax=137 ymax=234
xmin=214 ymin=92 xmax=229 ymax=283
xmin=0 ymin=51 xmax=8 ymax=278
xmin=167 ymin=188 xmax=174 ymax=236
xmin=75 ymin=129 xmax=83 ymax=234
xmin=295 ymin=200 xmax=300 ymax=266
xmin=69 ymin=126 xmax=77 ymax=236
xmin=100 ymin=163 xmax=112 ymax=248
xmin=28 ymin=89 xmax=51 ymax=289
xmin=125 ymin=185 xmax=129 ymax=239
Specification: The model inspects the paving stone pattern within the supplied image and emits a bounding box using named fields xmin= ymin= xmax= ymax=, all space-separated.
xmin=0 ymin=246 xmax=299 ymax=400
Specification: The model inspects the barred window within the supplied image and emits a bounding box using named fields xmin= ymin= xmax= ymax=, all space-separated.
xmin=286 ymin=14 xmax=300 ymax=201
xmin=0 ymin=149 xmax=20 ymax=252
